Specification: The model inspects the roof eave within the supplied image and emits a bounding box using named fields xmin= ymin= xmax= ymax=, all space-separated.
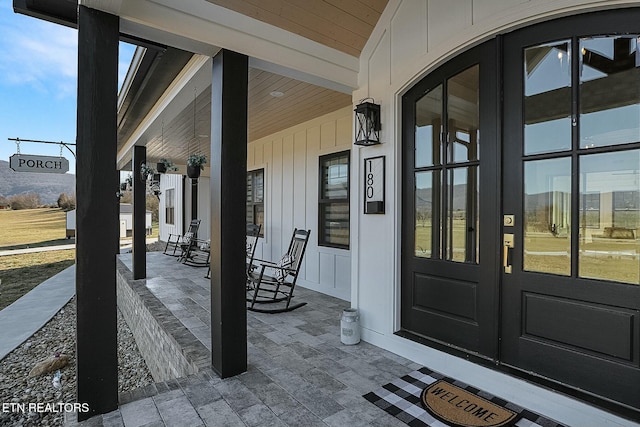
xmin=13 ymin=0 xmax=78 ymax=28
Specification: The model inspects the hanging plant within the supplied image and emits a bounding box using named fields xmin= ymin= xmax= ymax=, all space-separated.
xmin=125 ymin=174 xmax=133 ymax=189
xmin=157 ymin=157 xmax=178 ymax=174
xmin=140 ymin=163 xmax=156 ymax=181
xmin=186 ymin=154 xmax=207 ymax=179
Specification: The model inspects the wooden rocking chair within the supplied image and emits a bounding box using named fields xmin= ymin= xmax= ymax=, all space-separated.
xmin=178 ymin=237 xmax=211 ymax=267
xmin=205 ymin=223 xmax=261 ymax=279
xmin=245 ymin=223 xmax=262 ymax=278
xmin=247 ymin=228 xmax=310 ymax=313
xmin=164 ymin=219 xmax=200 ymax=257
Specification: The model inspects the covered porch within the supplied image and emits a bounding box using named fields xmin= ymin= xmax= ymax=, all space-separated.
xmin=76 ymin=251 xmax=414 ymax=426
xmin=62 ymin=252 xmax=573 ymax=427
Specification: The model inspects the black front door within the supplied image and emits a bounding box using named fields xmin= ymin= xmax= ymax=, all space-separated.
xmin=501 ymin=12 xmax=640 ymax=410
xmin=401 ymin=41 xmax=499 ymax=357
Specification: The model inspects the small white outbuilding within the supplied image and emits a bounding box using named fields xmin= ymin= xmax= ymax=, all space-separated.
xmin=66 ymin=203 xmax=152 ymax=238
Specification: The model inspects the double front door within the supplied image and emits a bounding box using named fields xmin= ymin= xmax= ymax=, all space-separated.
xmin=401 ymin=9 xmax=640 ymax=411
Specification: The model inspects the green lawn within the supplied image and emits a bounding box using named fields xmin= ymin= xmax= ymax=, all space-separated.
xmin=414 ymin=221 xmax=640 ymax=284
xmin=0 ymin=208 xmax=70 ymax=250
xmin=0 ymin=208 xmax=76 ymax=309
xmin=0 ymin=250 xmax=75 ymax=310
xmin=0 ymin=207 xmax=162 ymax=310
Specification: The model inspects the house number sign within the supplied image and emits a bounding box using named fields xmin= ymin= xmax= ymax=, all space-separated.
xmin=364 ymin=155 xmax=385 ymax=214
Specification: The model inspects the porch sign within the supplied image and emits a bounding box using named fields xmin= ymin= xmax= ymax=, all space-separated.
xmin=9 ymin=154 xmax=69 ymax=174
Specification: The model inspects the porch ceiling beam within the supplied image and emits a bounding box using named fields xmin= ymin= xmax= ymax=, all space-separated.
xmin=13 ymin=0 xmax=77 ymax=28
xmin=86 ymin=0 xmax=358 ymax=92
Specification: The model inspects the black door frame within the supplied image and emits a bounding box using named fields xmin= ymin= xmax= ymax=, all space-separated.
xmin=400 ymin=39 xmax=501 ymax=360
xmin=399 ymin=7 xmax=640 ymax=419
xmin=501 ymin=8 xmax=640 ymax=413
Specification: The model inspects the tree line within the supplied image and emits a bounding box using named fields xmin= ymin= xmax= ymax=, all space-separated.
xmin=0 ymin=192 xmax=76 ymax=211
xmin=0 ymin=191 xmax=158 ymax=222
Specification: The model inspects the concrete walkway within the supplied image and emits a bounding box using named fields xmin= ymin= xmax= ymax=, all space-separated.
xmin=0 ymin=237 xmax=158 ymax=257
xmin=0 ymin=244 xmax=76 ymax=257
xmin=0 ymin=265 xmax=75 ymax=361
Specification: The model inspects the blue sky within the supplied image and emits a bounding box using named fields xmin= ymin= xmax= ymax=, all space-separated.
xmin=0 ymin=3 xmax=135 ymax=173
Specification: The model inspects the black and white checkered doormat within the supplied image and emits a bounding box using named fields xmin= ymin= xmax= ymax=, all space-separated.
xmin=363 ymin=367 xmax=566 ymax=427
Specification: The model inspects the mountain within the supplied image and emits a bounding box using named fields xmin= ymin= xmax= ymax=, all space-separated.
xmin=0 ymin=160 xmax=75 ymax=204
xmin=416 ymin=184 xmax=473 ymax=211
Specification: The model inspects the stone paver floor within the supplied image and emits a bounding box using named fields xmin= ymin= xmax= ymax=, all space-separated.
xmin=65 ymin=252 xmax=416 ymax=426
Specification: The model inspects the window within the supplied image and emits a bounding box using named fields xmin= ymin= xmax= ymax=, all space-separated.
xmin=247 ymin=169 xmax=264 ymax=236
xmin=319 ymin=151 xmax=350 ymax=248
xmin=165 ymin=188 xmax=175 ymax=225
xmin=580 ymin=192 xmax=600 ymax=229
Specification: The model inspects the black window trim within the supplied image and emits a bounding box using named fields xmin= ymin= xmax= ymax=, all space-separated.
xmin=247 ymin=168 xmax=265 ymax=237
xmin=165 ymin=187 xmax=175 ymax=226
xmin=318 ymin=150 xmax=350 ymax=249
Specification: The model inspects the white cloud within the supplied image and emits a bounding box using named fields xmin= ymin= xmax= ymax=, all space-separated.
xmin=0 ymin=6 xmax=78 ymax=97
xmin=1 ymin=7 xmax=138 ymax=98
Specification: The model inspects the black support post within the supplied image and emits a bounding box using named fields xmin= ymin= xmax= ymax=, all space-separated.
xmin=210 ymin=49 xmax=248 ymax=377
xmin=133 ymin=145 xmax=147 ymax=279
xmin=192 ymin=178 xmax=198 ymax=222
xmin=75 ymin=5 xmax=119 ymax=421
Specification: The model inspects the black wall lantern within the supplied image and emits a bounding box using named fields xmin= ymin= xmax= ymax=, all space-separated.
xmin=354 ymin=99 xmax=381 ymax=146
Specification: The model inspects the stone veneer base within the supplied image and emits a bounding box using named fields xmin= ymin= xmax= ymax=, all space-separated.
xmin=116 ymin=259 xmax=210 ymax=384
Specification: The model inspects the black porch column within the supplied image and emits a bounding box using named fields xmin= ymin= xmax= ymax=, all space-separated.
xmin=191 ymin=178 xmax=198 ymax=222
xmin=210 ymin=49 xmax=248 ymax=377
xmin=133 ymin=145 xmax=147 ymax=279
xmin=76 ymin=5 xmax=119 ymax=420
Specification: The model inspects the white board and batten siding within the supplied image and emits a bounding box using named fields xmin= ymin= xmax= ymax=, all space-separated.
xmin=160 ymin=174 xmax=210 ymax=241
xmin=159 ymin=173 xmax=185 ymax=242
xmin=157 ymin=107 xmax=353 ymax=301
xmin=249 ymin=106 xmax=353 ymax=301
xmin=357 ymin=0 xmax=640 ymax=341
xmin=352 ymin=2 xmax=640 ymax=426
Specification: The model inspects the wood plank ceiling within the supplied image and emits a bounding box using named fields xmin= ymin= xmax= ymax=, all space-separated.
xmin=145 ymin=68 xmax=352 ymax=163
xmin=122 ymin=0 xmax=388 ymax=166
xmin=205 ymin=0 xmax=388 ymax=56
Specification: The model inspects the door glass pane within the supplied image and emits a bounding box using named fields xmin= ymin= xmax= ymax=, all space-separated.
xmin=446 ymin=166 xmax=478 ymax=263
xmin=524 ymin=40 xmax=572 ymax=155
xmin=579 ymin=151 xmax=640 ymax=284
xmin=415 ymin=85 xmax=442 ymax=167
xmin=415 ymin=171 xmax=436 ymax=257
xmin=447 ymin=66 xmax=479 ymax=163
xmin=524 ymin=158 xmax=572 ymax=275
xmin=580 ymin=36 xmax=640 ymax=149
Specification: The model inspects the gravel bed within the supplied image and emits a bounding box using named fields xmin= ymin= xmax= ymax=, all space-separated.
xmin=0 ymin=297 xmax=154 ymax=426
